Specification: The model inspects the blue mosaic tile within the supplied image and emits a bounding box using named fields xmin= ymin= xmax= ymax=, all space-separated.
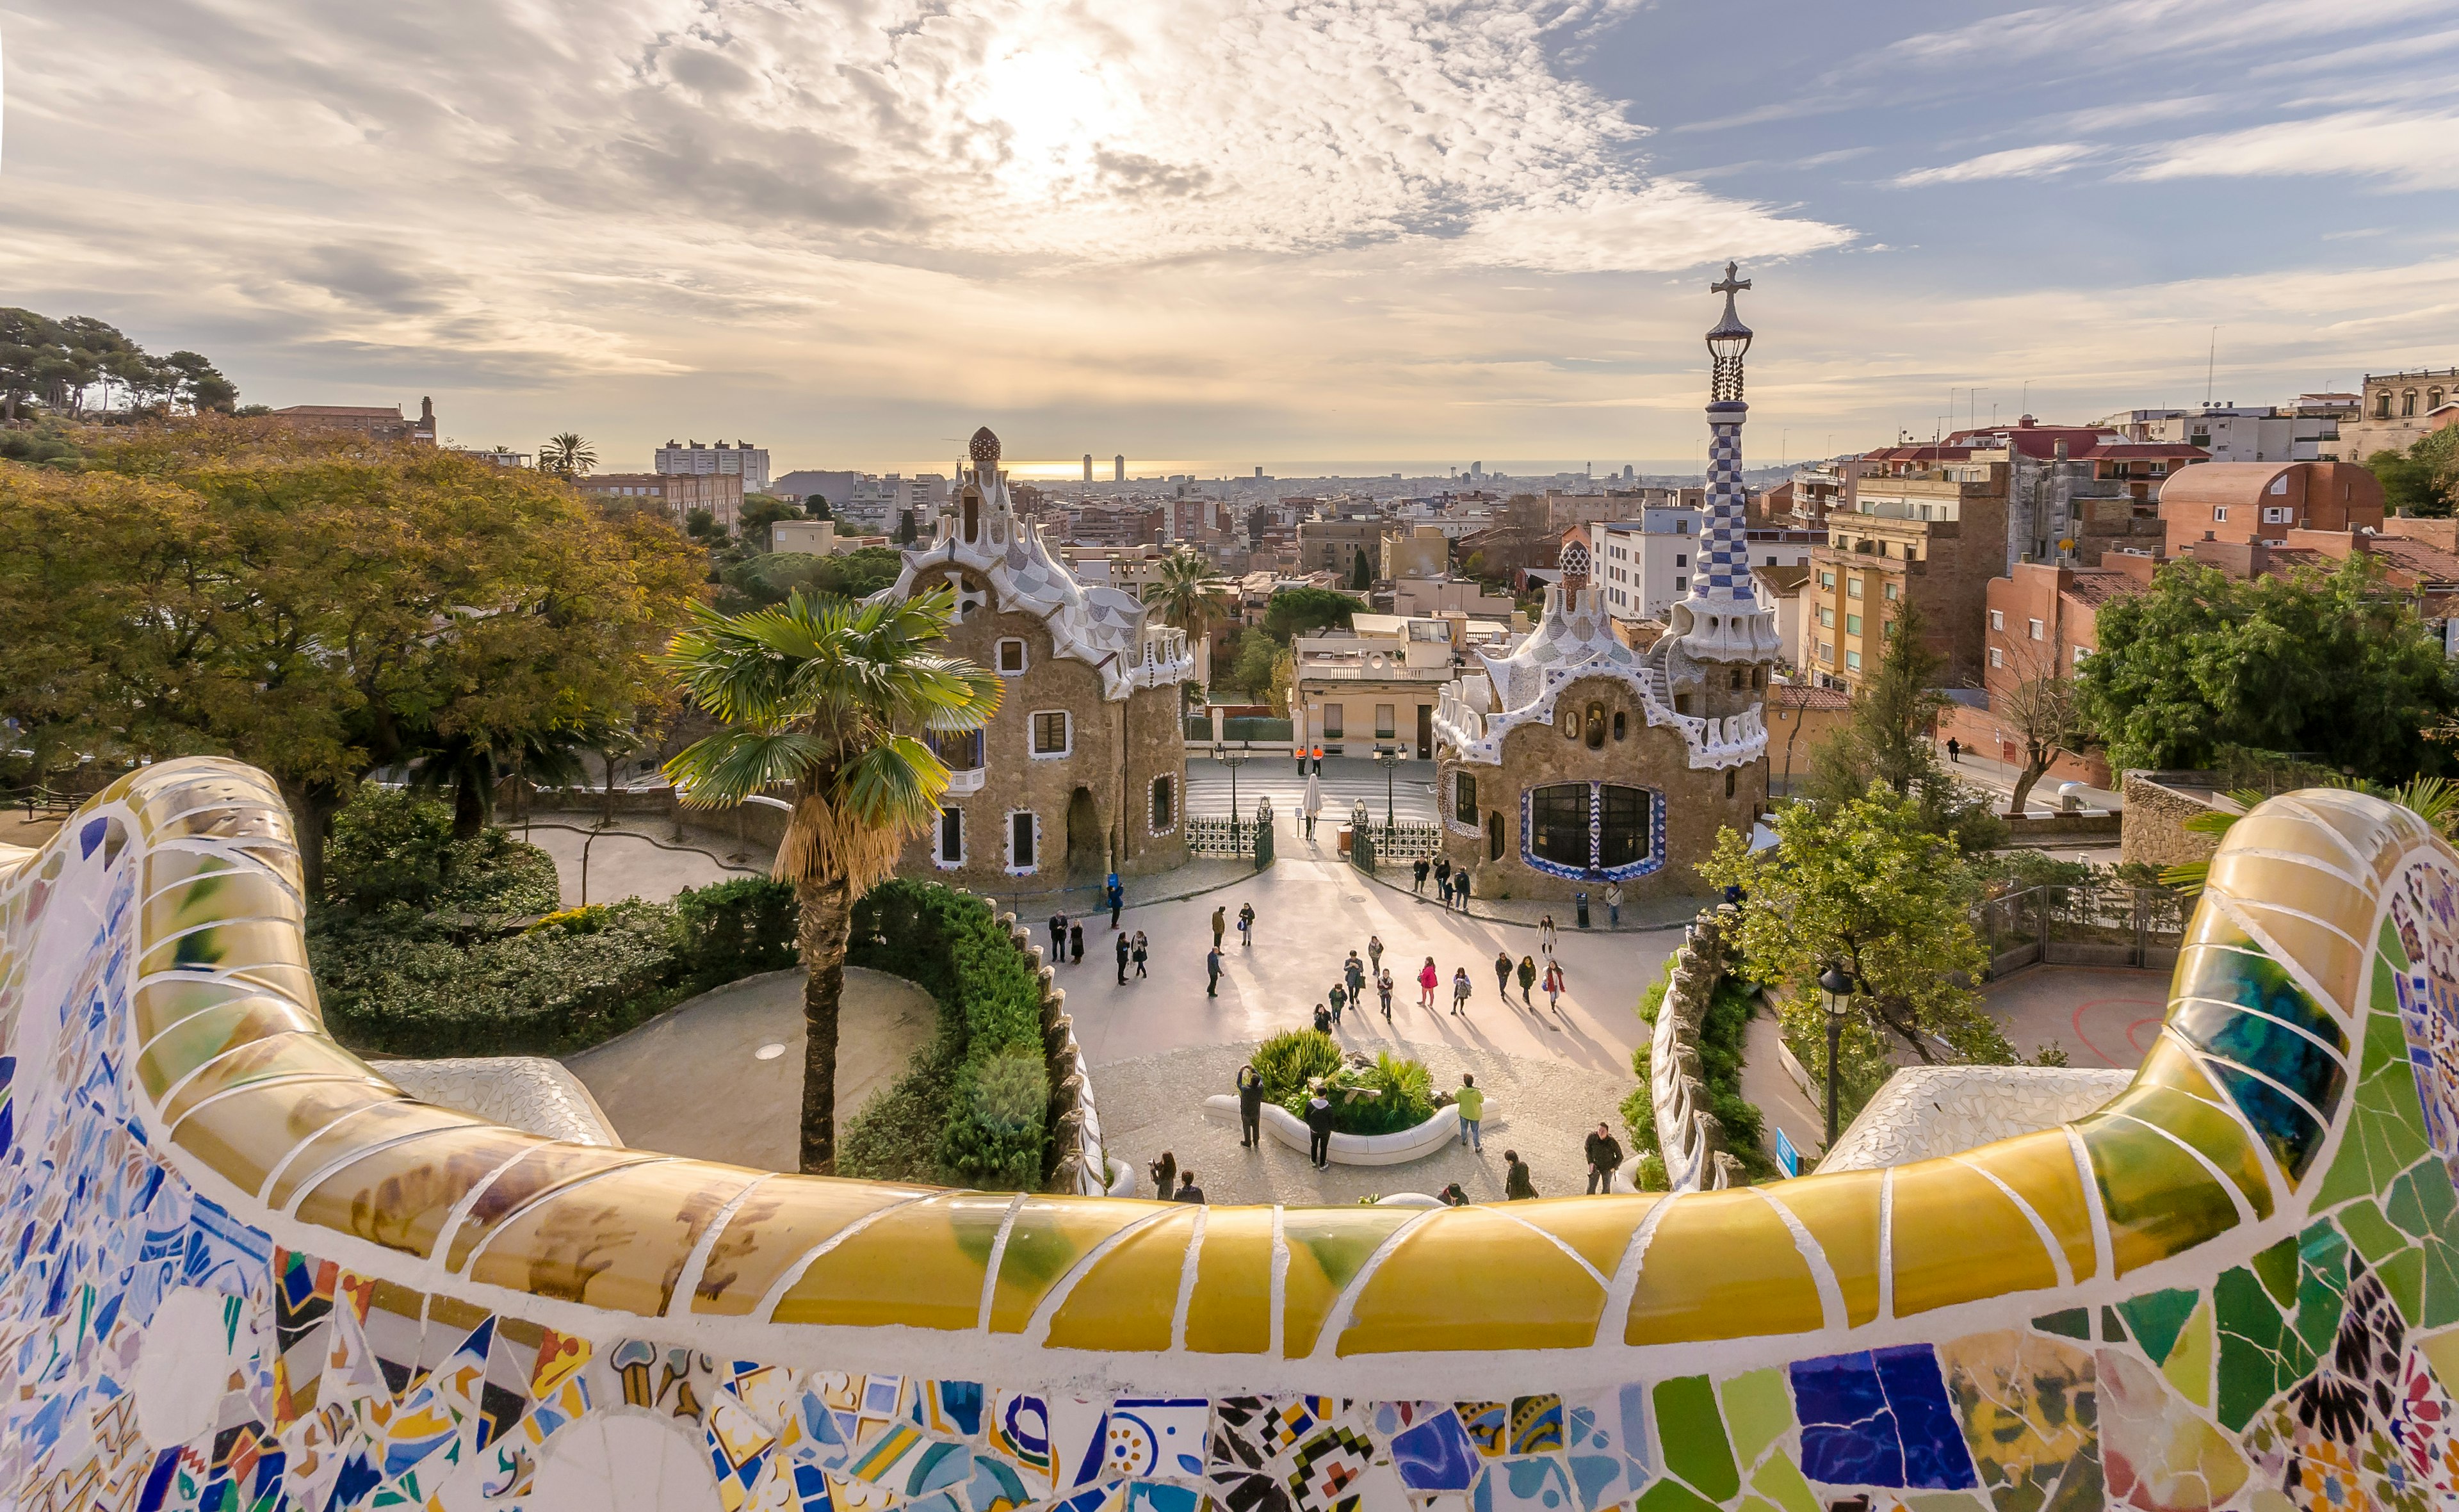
xmin=1789 ymin=1344 xmax=1976 ymax=1490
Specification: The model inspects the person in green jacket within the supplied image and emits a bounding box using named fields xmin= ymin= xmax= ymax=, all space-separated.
xmin=1328 ymin=980 xmax=1348 ymax=1023
xmin=1454 ymin=1073 xmax=1484 ymax=1151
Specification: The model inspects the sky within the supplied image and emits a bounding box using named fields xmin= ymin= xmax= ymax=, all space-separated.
xmin=1 ymin=0 xmax=2455 ymax=476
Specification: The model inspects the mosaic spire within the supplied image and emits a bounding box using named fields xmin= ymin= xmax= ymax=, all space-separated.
xmin=1667 ymin=261 xmax=1781 ymax=662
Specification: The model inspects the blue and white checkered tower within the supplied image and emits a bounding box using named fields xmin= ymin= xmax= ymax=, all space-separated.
xmin=1666 ymin=262 xmax=1783 ymax=663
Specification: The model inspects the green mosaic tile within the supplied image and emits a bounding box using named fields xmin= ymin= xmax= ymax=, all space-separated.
xmin=2378 ymin=1245 xmax=2427 ymax=1328
xmin=2215 ymin=1264 xmax=2314 ymax=1433
xmin=2041 ymin=1449 xmax=2106 ymax=1512
xmin=1716 ymin=1367 xmax=1792 ymax=1466
xmin=2162 ymin=1296 xmax=2215 ymax=1408
xmin=2291 ymin=1221 xmax=2351 ymax=1365
xmin=2426 ymin=1224 xmax=2459 ymax=1329
xmin=2032 ymin=1308 xmax=2090 ymax=1341
xmin=2385 ymin=1157 xmax=2459 ymax=1241
xmin=2336 ymin=1198 xmax=2409 ymax=1264
xmin=2098 ymin=1306 xmax=2127 ymax=1344
xmin=1749 ymin=1454 xmax=1821 ymax=1512
xmin=1907 ymin=1496 xmax=1990 ymax=1512
xmin=1653 ymin=1375 xmax=1740 ymax=1502
xmin=2312 ymin=1007 xmax=2435 ymax=1210
xmin=2116 ymin=1287 xmax=2198 ymax=1366
xmin=2380 ymin=919 xmax=2410 ymax=975
xmin=2251 ymin=1236 xmax=2300 ymax=1309
xmin=1634 ymin=1477 xmax=1723 ymax=1512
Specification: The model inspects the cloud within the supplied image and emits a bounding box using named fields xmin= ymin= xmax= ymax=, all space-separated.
xmin=1881 ymin=0 xmax=2452 ymax=71
xmin=2125 ymin=108 xmax=2459 ymax=191
xmin=1892 ymin=142 xmax=2097 ymax=188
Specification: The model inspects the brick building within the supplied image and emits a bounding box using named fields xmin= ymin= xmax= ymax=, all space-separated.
xmin=881 ymin=428 xmax=1193 ymax=889
xmin=2157 ymin=461 xmax=2386 ymax=556
xmin=268 ymin=397 xmax=437 ymax=445
xmin=578 ymin=471 xmax=744 ymax=531
xmin=1938 ymin=562 xmax=2148 ymax=789
xmin=1803 ymin=462 xmax=2009 ymax=691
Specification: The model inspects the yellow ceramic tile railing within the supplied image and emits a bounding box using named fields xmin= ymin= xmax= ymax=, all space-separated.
xmin=0 ymin=756 xmax=2435 ymax=1381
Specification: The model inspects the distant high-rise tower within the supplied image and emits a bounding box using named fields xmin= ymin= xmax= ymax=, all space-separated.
xmin=1083 ymin=453 xmax=1093 ymax=484
xmin=1114 ymin=454 xmax=1126 ymax=483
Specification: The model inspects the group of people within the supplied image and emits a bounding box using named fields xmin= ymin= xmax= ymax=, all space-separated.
xmin=1203 ymin=902 xmax=1257 ymax=997
xmin=1144 ymin=1150 xmax=1206 ymax=1203
xmin=1411 ymin=855 xmax=1474 ymax=909
xmin=1043 ymin=911 xmax=1160 ymax=985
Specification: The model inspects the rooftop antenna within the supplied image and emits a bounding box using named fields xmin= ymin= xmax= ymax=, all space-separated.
xmin=2205 ymin=327 xmax=2219 ymax=407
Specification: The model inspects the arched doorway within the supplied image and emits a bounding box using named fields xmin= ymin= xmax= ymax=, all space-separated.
xmin=1066 ymin=787 xmax=1105 ymax=879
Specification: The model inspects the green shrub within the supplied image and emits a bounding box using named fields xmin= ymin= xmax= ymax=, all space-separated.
xmin=1251 ymin=1028 xmax=1345 ymax=1116
xmin=672 ymin=877 xmax=799 ymax=989
xmin=1630 ymin=960 xmax=1777 ymax=1182
xmin=837 ymin=1043 xmax=960 ymax=1184
xmin=1248 ymin=1030 xmax=1430 ymax=1135
xmin=321 ymin=785 xmax=558 ymax=916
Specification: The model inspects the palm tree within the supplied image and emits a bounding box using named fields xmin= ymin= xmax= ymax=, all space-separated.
xmin=540 ymin=432 xmax=597 ymax=478
xmin=661 ymin=586 xmax=1000 ymax=1173
xmin=1145 ymin=548 xmax=1231 ymax=701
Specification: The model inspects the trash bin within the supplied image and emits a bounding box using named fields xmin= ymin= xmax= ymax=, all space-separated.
xmin=1336 ymin=825 xmax=1353 ymax=857
xmin=1575 ymin=891 xmax=1591 ymax=930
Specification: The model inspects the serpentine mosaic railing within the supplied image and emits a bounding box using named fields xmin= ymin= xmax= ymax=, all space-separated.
xmin=1649 ymin=910 xmax=1743 ymax=1194
xmin=6 ymin=757 xmax=2459 ymax=1512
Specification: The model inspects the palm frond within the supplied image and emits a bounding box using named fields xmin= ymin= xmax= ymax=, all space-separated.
xmin=663 ymin=728 xmax=831 ymax=806
xmin=836 ymin=736 xmax=953 ymax=832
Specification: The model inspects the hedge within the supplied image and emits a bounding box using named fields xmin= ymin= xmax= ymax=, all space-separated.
xmin=843 ymin=879 xmax=1051 ymax=1191
xmin=1618 ymin=959 xmax=1776 ymax=1186
xmin=311 ymin=877 xmax=799 ymax=1057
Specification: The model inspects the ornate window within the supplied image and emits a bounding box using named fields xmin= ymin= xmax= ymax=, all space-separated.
xmin=929 ymin=728 xmax=984 ymax=771
xmin=1529 ymin=785 xmax=1589 ymax=867
xmin=1151 ymin=775 xmax=1175 ymax=832
xmin=1031 ymin=711 xmax=1070 ymax=756
xmin=1583 ymin=703 xmax=1607 ymax=750
xmin=1523 ymin=783 xmax=1660 ymax=877
xmin=1007 ymin=810 xmax=1038 ymax=872
xmin=997 ymin=638 xmax=1028 ymax=674
xmin=1454 ymin=772 xmax=1478 ymax=827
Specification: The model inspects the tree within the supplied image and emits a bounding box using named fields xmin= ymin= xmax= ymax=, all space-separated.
xmin=2077 ymin=553 xmax=2459 ymax=781
xmin=662 ymin=588 xmax=1001 ymax=1173
xmin=539 ymin=432 xmax=597 ymax=478
xmin=2367 ymin=432 xmax=2459 ymax=517
xmin=163 ymin=351 xmax=239 ymax=413
xmin=803 ymin=493 xmax=832 ymax=519
xmin=1260 ymin=584 xmax=1358 ymax=642
xmin=1349 ymin=548 xmax=1373 ymax=590
xmin=1698 ymin=784 xmax=2015 ymax=1131
xmin=1992 ymin=631 xmax=2094 ymax=817
xmin=1797 ymin=601 xmax=2003 ymax=849
xmin=718 ymin=546 xmax=904 ymax=612
xmin=738 ymin=494 xmax=803 ymax=551
xmin=896 ymin=510 xmax=919 ymax=545
xmin=0 ymin=308 xmax=66 ymax=423
xmin=1146 ymin=548 xmax=1231 ymax=642
xmin=0 ymin=421 xmax=701 ymax=895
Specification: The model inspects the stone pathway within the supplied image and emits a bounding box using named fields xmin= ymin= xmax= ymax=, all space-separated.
xmin=1094 ymin=1041 xmax=1639 ymax=1206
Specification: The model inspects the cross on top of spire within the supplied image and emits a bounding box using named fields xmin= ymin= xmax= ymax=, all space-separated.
xmin=1710 ymin=261 xmax=1751 ymax=298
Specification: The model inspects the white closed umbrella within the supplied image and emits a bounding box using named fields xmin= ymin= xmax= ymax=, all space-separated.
xmin=1303 ymin=772 xmax=1323 ymax=818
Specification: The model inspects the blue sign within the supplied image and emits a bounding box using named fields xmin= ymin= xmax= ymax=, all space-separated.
xmin=1774 ymin=1127 xmax=1801 ymax=1179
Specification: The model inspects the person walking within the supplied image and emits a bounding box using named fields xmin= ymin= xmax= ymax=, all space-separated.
xmin=1504 ymin=1149 xmax=1536 ymax=1200
xmin=1304 ymin=1082 xmax=1335 ymax=1169
xmin=1413 ymin=858 xmax=1430 ymax=895
xmin=1516 ymin=954 xmax=1537 ymax=1008
xmin=1148 ymin=1150 xmax=1177 ymax=1198
xmin=1451 ymin=966 xmax=1473 ymax=1017
xmin=1328 ymin=979 xmax=1348 ymax=1024
xmin=1538 ymin=914 xmax=1557 ymax=957
xmin=1048 ymin=911 xmax=1066 ymax=959
xmin=1434 ymin=856 xmax=1452 ymax=899
xmin=1376 ymin=967 xmax=1395 ymax=1022
xmin=1418 ymin=957 xmax=1440 ymax=1009
xmin=1343 ymin=951 xmax=1366 ymax=1001
xmin=1313 ymin=1002 xmax=1333 ymax=1035
xmin=1206 ymin=945 xmax=1224 ymax=998
xmin=1174 ymin=1170 xmax=1206 ymax=1203
xmin=1493 ymin=949 xmax=1513 ymax=1001
xmin=1238 ymin=902 xmax=1254 ymax=947
xmin=1367 ymin=934 xmax=1384 ymax=977
xmin=1605 ymin=879 xmax=1623 ymax=927
xmin=1543 ymin=958 xmax=1566 ymax=1014
xmin=1236 ymin=1064 xmax=1265 ymax=1148
xmin=1212 ymin=906 xmax=1227 ymax=950
xmin=1454 ymin=1073 xmax=1484 ymax=1150
xmin=1584 ymin=1122 xmax=1624 ymax=1194
xmin=1132 ymin=931 xmax=1149 ymax=979
xmin=1069 ymin=920 xmax=1084 ymax=964
xmin=1453 ymin=871 xmax=1472 ymax=910
xmin=1114 ymin=931 xmax=1131 ymax=984
xmin=1945 ymin=735 xmax=1961 ymax=763
xmin=1107 ymin=874 xmax=1124 ymax=929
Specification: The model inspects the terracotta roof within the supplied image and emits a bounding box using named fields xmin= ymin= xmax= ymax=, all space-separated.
xmin=2077 ymin=443 xmax=2209 ymax=460
xmin=270 ymin=404 xmax=404 ymax=418
xmin=2059 ymin=570 xmax=2145 ymax=608
xmin=1755 ymin=563 xmax=1811 ymax=592
xmin=1770 ymin=682 xmax=1850 ymax=710
xmin=2360 ymin=536 xmax=2459 ymax=584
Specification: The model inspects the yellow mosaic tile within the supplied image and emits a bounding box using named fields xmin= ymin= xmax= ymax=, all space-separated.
xmin=1625 ymin=1191 xmax=1824 ymax=1345
xmin=1042 ymin=1207 xmax=1198 ymax=1352
xmin=1183 ymin=1204 xmax=1275 ymax=1354
xmin=169 ymin=1077 xmax=407 ymax=1199
xmin=1764 ymin=1169 xmax=1885 ymax=1327
xmin=693 ymin=1179 xmax=938 ymax=1318
xmin=291 ymin=1122 xmax=585 ymax=1259
xmin=1959 ymin=1130 xmax=2099 ymax=1283
xmin=1281 ymin=1205 xmax=1416 ymax=1357
xmin=442 ymin=1142 xmax=673 ymax=1271
xmin=2287 ymin=789 xmax=2427 ymax=882
xmin=137 ymin=916 xmax=312 ymax=984
xmin=1338 ymin=1205 xmax=1610 ymax=1355
xmin=987 ymin=1196 xmax=1174 ymax=1334
xmin=138 ymin=993 xmax=326 ymax=1101
xmin=1889 ymin=1157 xmax=2059 ymax=1317
xmin=467 ymin=1160 xmax=763 ymax=1317
xmin=141 ymin=872 xmax=299 ymax=949
xmin=134 ymin=975 xmax=306 ymax=1049
xmin=2100 ymin=1088 xmax=2273 ymax=1219
xmin=159 ymin=1032 xmax=371 ymax=1125
xmin=2077 ymin=1113 xmax=2241 ymax=1276
xmin=2205 ymin=851 xmax=2370 ymax=941
xmin=1503 ymin=1196 xmax=1657 ymax=1279
xmin=2215 ymin=898 xmax=2362 ymax=1016
xmin=772 ymin=1193 xmax=1016 ymax=1329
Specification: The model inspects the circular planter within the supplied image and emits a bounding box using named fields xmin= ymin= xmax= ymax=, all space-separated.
xmin=1201 ymin=1096 xmax=1468 ymax=1166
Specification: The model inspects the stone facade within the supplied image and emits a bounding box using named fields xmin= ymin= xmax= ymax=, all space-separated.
xmin=2119 ymin=769 xmax=2229 ymax=869
xmin=881 ymin=428 xmax=1194 ymax=889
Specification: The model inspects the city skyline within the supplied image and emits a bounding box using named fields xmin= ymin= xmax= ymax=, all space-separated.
xmin=1 ymin=0 xmax=2452 ymax=469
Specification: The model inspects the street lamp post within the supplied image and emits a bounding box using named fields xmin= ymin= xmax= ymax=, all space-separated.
xmin=1372 ymin=745 xmax=1402 ymax=834
xmin=1817 ymin=964 xmax=1857 ymax=1155
xmin=1213 ymin=741 xmax=1251 ymax=854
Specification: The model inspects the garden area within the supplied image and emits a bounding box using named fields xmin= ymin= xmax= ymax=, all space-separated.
xmin=1246 ymin=1029 xmax=1436 ymax=1135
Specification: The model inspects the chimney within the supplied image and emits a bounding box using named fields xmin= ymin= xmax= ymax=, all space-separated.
xmin=2053 ymin=439 xmax=2068 ymax=460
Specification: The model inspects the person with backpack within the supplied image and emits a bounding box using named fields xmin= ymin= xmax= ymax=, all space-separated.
xmin=1585 ymin=1122 xmax=1625 ymax=1194
xmin=1454 ymin=1073 xmax=1484 ymax=1150
xmin=1504 ymin=1149 xmax=1536 ymax=1199
xmin=1328 ymin=979 xmax=1348 ymax=1024
xmin=1235 ymin=1064 xmax=1265 ymax=1148
xmin=1451 ymin=966 xmax=1473 ymax=1018
xmin=1433 ymin=856 xmax=1452 ymax=898
xmin=1304 ymin=1082 xmax=1335 ymax=1169
xmin=1367 ymin=934 xmax=1384 ymax=977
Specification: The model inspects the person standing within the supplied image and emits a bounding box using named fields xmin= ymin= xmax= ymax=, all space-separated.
xmin=1313 ymin=1002 xmax=1333 ymax=1035
xmin=1107 ymin=875 xmax=1124 ymax=929
xmin=1048 ymin=911 xmax=1066 ymax=959
xmin=1605 ymin=879 xmax=1623 ymax=927
xmin=1516 ymin=954 xmax=1537 ymax=1008
xmin=1238 ymin=902 xmax=1254 ymax=947
xmin=1069 ymin=920 xmax=1085 ymax=964
xmin=1174 ymin=1170 xmax=1206 ymax=1203
xmin=1376 ymin=967 xmax=1395 ymax=1022
xmin=1418 ymin=956 xmax=1440 ymax=1009
xmin=1235 ymin=1064 xmax=1264 ymax=1148
xmin=1451 ymin=966 xmax=1473 ymax=1017
xmin=1413 ymin=858 xmax=1430 ymax=895
xmin=1114 ymin=931 xmax=1131 ymax=984
xmin=1543 ymin=958 xmax=1566 ymax=1013
xmin=1367 ymin=934 xmax=1384 ymax=977
xmin=1504 ymin=1149 xmax=1536 ymax=1200
xmin=1132 ymin=930 xmax=1149 ymax=979
xmin=1946 ymin=735 xmax=1961 ymax=763
xmin=1212 ymin=906 xmax=1227 ymax=950
xmin=1493 ymin=949 xmax=1513 ymax=1001
xmin=1454 ymin=1073 xmax=1483 ymax=1150
xmin=1343 ymin=951 xmax=1366 ymax=1000
xmin=1538 ymin=914 xmax=1557 ymax=956
xmin=1328 ymin=979 xmax=1348 ymax=1024
xmin=1304 ymin=1083 xmax=1335 ymax=1169
xmin=1149 ymin=1149 xmax=1177 ymax=1198
xmin=1206 ymin=945 xmax=1224 ymax=998
xmin=1434 ymin=856 xmax=1452 ymax=900
xmin=1454 ymin=871 xmax=1472 ymax=910
xmin=1584 ymin=1122 xmax=1624 ymax=1194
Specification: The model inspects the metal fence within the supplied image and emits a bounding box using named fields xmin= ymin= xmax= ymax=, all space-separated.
xmin=1977 ymin=884 xmax=2189 ymax=978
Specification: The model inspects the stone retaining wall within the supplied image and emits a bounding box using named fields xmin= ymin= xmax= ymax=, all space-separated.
xmin=1650 ymin=906 xmax=1746 ymax=1191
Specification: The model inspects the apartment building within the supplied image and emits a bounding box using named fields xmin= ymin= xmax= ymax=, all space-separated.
xmin=2342 ymin=368 xmax=2459 ymax=461
xmin=1380 ymin=524 xmax=1452 ymax=581
xmin=1291 ymin=614 xmax=1459 ymax=758
xmin=1588 ymin=508 xmax=1817 ymax=628
xmin=2157 ymin=461 xmax=2386 ymax=556
xmin=655 ymin=439 xmax=771 ymax=495
xmin=578 ymin=470 xmax=743 ymax=530
xmin=1296 ymin=519 xmax=1387 ymax=577
xmin=1803 ymin=463 xmax=2009 ymax=690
